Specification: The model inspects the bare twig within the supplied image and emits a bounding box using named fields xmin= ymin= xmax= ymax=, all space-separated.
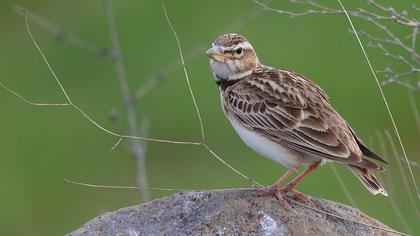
xmin=383 ymin=130 xmax=420 ymax=219
xmin=366 ymin=42 xmax=420 ymax=88
xmin=64 ymin=178 xmax=186 ymax=191
xmin=108 ymin=137 xmax=124 ymax=153
xmin=103 ymin=0 xmax=150 ymax=202
xmin=20 ymin=9 xmax=202 ymax=143
xmin=410 ymin=74 xmax=420 ymax=133
xmin=399 ymin=157 xmax=420 ymax=170
xmin=336 ymin=0 xmax=420 ymax=201
xmin=253 ymin=0 xmax=420 ymax=199
xmin=161 ymin=1 xmax=205 ymax=143
xmin=161 ymin=1 xmax=263 ymax=188
xmin=0 ymin=80 xmax=71 ymax=106
xmin=410 ymin=26 xmax=418 ymax=53
xmin=373 ymin=133 xmax=413 ymax=235
xmin=15 ymin=6 xmax=112 ymax=59
xmin=133 ymin=42 xmax=207 ymax=102
xmin=136 ymin=117 xmax=150 ymax=200
xmin=252 ymin=0 xmax=420 ymax=88
xmin=11 ymin=8 xmax=262 ymax=191
xmin=133 ymin=5 xmax=267 ymax=103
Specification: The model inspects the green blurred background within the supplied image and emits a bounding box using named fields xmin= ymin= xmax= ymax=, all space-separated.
xmin=0 ymin=0 xmax=419 ymax=235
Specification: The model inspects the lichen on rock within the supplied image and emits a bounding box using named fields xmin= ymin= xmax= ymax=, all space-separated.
xmin=68 ymin=190 xmax=399 ymax=236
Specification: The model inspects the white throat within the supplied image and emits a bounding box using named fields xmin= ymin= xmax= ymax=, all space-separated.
xmin=210 ymin=59 xmax=254 ymax=81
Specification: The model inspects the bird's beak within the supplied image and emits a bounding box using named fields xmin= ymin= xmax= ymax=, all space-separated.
xmin=205 ymin=46 xmax=224 ymax=62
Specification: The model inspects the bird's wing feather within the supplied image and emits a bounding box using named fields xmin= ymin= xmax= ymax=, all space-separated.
xmin=224 ymin=68 xmax=371 ymax=166
xmin=347 ymin=125 xmax=388 ymax=164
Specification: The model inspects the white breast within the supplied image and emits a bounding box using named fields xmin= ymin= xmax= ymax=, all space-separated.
xmin=218 ymin=88 xmax=323 ymax=169
xmin=227 ymin=112 xmax=314 ymax=168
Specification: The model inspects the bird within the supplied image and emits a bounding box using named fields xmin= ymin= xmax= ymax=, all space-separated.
xmin=205 ymin=33 xmax=388 ymax=208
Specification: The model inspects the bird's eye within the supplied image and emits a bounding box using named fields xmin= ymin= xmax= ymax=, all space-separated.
xmin=234 ymin=47 xmax=243 ymax=55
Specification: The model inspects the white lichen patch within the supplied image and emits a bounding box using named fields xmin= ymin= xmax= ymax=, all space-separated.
xmin=125 ymin=228 xmax=139 ymax=236
xmin=216 ymin=227 xmax=226 ymax=235
xmin=259 ymin=211 xmax=284 ymax=236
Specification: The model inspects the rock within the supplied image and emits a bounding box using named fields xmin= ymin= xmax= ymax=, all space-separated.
xmin=68 ymin=190 xmax=399 ymax=236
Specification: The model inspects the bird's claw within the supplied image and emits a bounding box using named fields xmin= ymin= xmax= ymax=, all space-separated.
xmin=252 ymin=185 xmax=292 ymax=210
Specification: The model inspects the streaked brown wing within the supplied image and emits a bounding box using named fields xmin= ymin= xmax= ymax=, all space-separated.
xmin=224 ymin=68 xmax=366 ymax=165
xmin=347 ymin=125 xmax=388 ymax=164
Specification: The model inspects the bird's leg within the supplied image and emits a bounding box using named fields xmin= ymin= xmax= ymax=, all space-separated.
xmin=269 ymin=166 xmax=299 ymax=191
xmin=253 ymin=166 xmax=299 ymax=209
xmin=280 ymin=161 xmax=321 ymax=195
xmin=290 ymin=188 xmax=311 ymax=202
xmin=254 ymin=166 xmax=298 ymax=195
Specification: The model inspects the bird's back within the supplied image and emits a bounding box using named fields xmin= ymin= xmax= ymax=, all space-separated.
xmin=222 ymin=66 xmax=386 ymax=170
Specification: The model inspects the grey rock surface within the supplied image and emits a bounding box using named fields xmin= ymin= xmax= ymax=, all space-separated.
xmin=68 ymin=190 xmax=398 ymax=236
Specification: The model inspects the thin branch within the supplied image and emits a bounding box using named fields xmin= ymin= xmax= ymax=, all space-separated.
xmin=13 ymin=8 xmax=262 ymax=190
xmin=133 ymin=43 xmax=206 ymax=102
xmin=336 ymin=0 xmax=420 ymax=200
xmin=15 ymin=6 xmax=112 ymax=59
xmin=21 ymin=8 xmax=202 ymax=144
xmin=372 ymin=133 xmax=413 ymax=235
xmin=162 ymin=1 xmax=205 ymax=143
xmin=108 ymin=137 xmax=123 ymax=153
xmin=399 ymin=157 xmax=420 ymax=170
xmin=103 ymin=0 xmax=149 ymax=202
xmin=161 ymin=1 xmax=263 ymax=188
xmin=133 ymin=5 xmax=266 ymax=103
xmin=251 ymin=0 xmax=420 ymax=87
xmin=203 ymin=144 xmax=262 ymax=187
xmin=382 ymin=78 xmax=420 ymax=91
xmin=371 ymin=42 xmax=418 ymax=70
xmin=136 ymin=117 xmax=150 ymax=200
xmin=24 ymin=10 xmax=72 ymax=104
xmin=64 ymin=178 xmax=187 ymax=192
xmin=383 ymin=130 xmax=420 ymax=220
xmin=253 ymin=0 xmax=420 ymax=61
xmin=367 ymin=0 xmax=416 ymax=26
xmin=411 ymin=26 xmax=418 ymax=53
xmin=410 ymin=74 xmax=420 ymax=133
xmin=0 ymin=80 xmax=70 ymax=106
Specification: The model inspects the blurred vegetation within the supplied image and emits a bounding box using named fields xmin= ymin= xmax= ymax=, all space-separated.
xmin=0 ymin=0 xmax=419 ymax=235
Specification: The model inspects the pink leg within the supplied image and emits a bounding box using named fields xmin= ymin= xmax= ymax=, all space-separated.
xmin=254 ymin=166 xmax=299 ymax=209
xmin=290 ymin=189 xmax=311 ymax=202
xmin=273 ymin=166 xmax=298 ymax=186
xmin=281 ymin=161 xmax=321 ymax=193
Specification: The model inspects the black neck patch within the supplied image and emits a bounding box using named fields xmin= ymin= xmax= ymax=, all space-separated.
xmin=216 ymin=78 xmax=241 ymax=92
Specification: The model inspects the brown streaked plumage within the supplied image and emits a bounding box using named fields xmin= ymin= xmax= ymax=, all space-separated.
xmin=213 ymin=33 xmax=247 ymax=47
xmin=206 ymin=33 xmax=388 ymax=207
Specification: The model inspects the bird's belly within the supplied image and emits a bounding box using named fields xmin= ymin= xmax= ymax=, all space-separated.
xmin=228 ymin=117 xmax=313 ymax=168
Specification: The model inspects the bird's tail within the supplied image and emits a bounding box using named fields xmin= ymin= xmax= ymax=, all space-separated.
xmin=347 ymin=165 xmax=388 ymax=197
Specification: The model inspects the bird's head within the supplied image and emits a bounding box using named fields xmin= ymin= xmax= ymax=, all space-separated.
xmin=206 ymin=33 xmax=260 ymax=82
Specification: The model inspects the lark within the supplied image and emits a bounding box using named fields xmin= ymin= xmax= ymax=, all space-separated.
xmin=205 ymin=33 xmax=388 ymax=208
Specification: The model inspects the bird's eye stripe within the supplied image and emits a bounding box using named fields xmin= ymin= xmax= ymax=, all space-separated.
xmin=223 ymin=48 xmax=244 ymax=55
xmin=235 ymin=47 xmax=243 ymax=54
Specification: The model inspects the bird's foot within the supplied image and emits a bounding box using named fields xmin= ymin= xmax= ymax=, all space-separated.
xmin=289 ymin=189 xmax=311 ymax=202
xmin=252 ymin=185 xmax=292 ymax=210
xmin=279 ymin=185 xmax=311 ymax=202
